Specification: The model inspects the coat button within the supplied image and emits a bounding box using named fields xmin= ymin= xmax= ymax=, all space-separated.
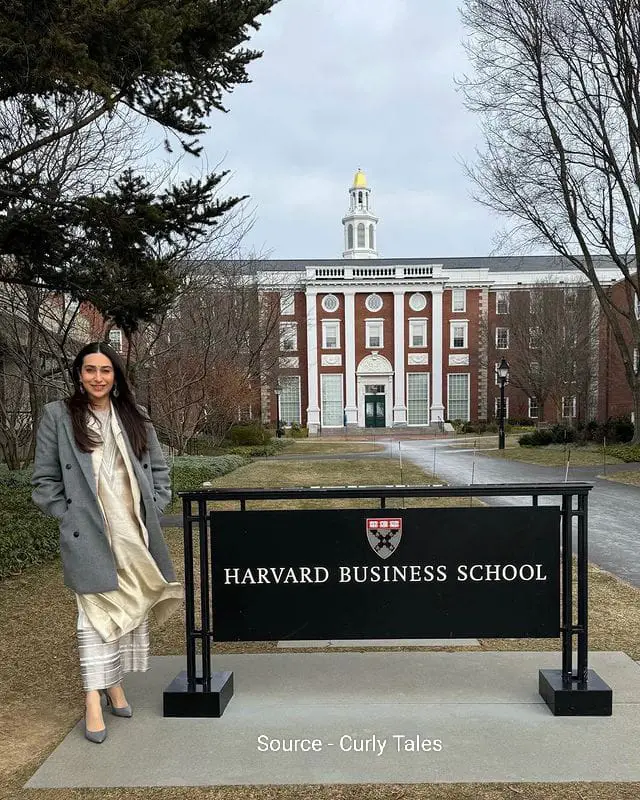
xmin=66 ymin=498 xmax=72 ymax=504
xmin=143 ymin=463 xmax=148 ymax=469
xmin=65 ymin=464 xmax=72 ymax=469
xmin=73 ymin=531 xmax=80 ymax=538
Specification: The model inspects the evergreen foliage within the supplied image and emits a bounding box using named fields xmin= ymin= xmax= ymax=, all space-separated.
xmin=0 ymin=0 xmax=278 ymax=333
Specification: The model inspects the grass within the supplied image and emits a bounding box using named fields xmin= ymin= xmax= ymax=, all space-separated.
xmin=2 ymin=454 xmax=640 ymax=800
xmin=602 ymin=470 xmax=640 ymax=487
xmin=485 ymin=443 xmax=626 ymax=467
xmin=280 ymin=441 xmax=385 ymax=455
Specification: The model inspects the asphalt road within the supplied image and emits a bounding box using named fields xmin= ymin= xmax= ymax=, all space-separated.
xmin=392 ymin=440 xmax=640 ymax=589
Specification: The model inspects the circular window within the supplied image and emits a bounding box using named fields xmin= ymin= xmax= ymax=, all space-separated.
xmin=322 ymin=294 xmax=339 ymax=312
xmin=409 ymin=292 xmax=427 ymax=312
xmin=365 ymin=293 xmax=383 ymax=312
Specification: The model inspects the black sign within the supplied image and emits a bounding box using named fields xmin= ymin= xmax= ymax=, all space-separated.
xmin=210 ymin=507 xmax=560 ymax=641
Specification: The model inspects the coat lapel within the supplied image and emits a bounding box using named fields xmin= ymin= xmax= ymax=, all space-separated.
xmin=61 ymin=412 xmax=98 ymax=498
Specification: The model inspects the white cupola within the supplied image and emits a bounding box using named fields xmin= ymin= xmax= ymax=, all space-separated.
xmin=341 ymin=168 xmax=379 ymax=259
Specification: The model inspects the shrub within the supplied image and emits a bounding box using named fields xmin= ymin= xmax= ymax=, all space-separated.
xmin=549 ymin=424 xmax=576 ymax=444
xmin=605 ymin=444 xmax=640 ymax=463
xmin=0 ymin=470 xmax=60 ymax=580
xmin=225 ymin=439 xmax=292 ymax=457
xmin=289 ymin=422 xmax=309 ymax=438
xmin=171 ymin=454 xmax=250 ymax=493
xmin=519 ymin=429 xmax=554 ymax=447
xmin=226 ymin=423 xmax=271 ymax=446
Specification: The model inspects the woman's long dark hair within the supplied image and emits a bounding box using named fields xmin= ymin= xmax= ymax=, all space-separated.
xmin=67 ymin=341 xmax=148 ymax=458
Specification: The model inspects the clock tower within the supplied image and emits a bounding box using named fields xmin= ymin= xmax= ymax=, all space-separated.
xmin=342 ymin=169 xmax=379 ymax=259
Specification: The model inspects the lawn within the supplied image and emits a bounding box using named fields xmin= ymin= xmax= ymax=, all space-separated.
xmin=602 ymin=470 xmax=640 ymax=487
xmin=485 ymin=443 xmax=625 ymax=467
xmin=2 ymin=453 xmax=640 ymax=800
xmin=279 ymin=440 xmax=386 ymax=455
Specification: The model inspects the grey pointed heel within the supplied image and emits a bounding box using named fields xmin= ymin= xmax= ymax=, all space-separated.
xmin=103 ymin=689 xmax=133 ymax=718
xmin=84 ymin=724 xmax=107 ymax=744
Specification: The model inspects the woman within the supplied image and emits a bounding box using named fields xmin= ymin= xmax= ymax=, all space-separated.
xmin=32 ymin=342 xmax=183 ymax=743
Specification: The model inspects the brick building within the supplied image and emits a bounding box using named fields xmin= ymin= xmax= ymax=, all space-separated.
xmin=254 ymin=170 xmax=631 ymax=435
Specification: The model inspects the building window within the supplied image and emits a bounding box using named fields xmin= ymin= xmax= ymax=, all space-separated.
xmin=322 ymin=320 xmax=340 ymax=349
xmin=494 ymin=397 xmax=509 ymax=419
xmin=108 ymin=329 xmax=122 ymax=353
xmin=409 ymin=319 xmax=427 ymax=348
xmin=409 ymin=292 xmax=427 ymax=312
xmin=452 ymin=289 xmax=466 ymax=312
xmin=365 ymin=293 xmax=383 ymax=312
xmin=562 ymin=396 xmax=577 ymax=418
xmin=280 ymin=293 xmax=295 ymax=316
xmin=279 ymin=322 xmax=297 ymax=352
xmin=322 ymin=294 xmax=339 ymax=313
xmin=365 ymin=319 xmax=384 ymax=348
xmin=279 ymin=376 xmax=301 ymax=425
xmin=496 ymin=291 xmax=510 ymax=314
xmin=407 ymin=373 xmax=429 ymax=425
xmin=447 ymin=374 xmax=470 ymax=421
xmin=495 ymin=327 xmax=510 ymax=349
xmin=528 ymin=397 xmax=539 ymax=419
xmin=450 ymin=321 xmax=468 ymax=349
xmin=357 ymin=222 xmax=365 ymax=248
xmin=530 ymin=326 xmax=542 ymax=349
xmin=368 ymin=224 xmax=374 ymax=250
xmin=321 ymin=374 xmax=343 ymax=427
xmin=634 ymin=348 xmax=639 ymax=375
xmin=347 ymin=224 xmax=353 ymax=249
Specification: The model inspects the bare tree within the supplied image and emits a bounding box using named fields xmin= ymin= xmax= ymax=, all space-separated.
xmin=460 ymin=0 xmax=640 ymax=441
xmin=127 ymin=250 xmax=282 ymax=453
xmin=487 ymin=285 xmax=599 ymax=423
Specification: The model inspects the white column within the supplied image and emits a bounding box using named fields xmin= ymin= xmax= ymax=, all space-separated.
xmin=393 ymin=289 xmax=407 ymax=425
xmin=430 ymin=286 xmax=445 ymax=423
xmin=305 ymin=290 xmax=321 ymax=435
xmin=344 ymin=290 xmax=358 ymax=424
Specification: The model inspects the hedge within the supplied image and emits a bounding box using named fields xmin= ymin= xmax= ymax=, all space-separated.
xmin=605 ymin=444 xmax=640 ymax=463
xmin=0 ymin=470 xmax=59 ymax=580
xmin=170 ymin=454 xmax=250 ymax=494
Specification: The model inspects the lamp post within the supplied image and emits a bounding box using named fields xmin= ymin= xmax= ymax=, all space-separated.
xmin=274 ymin=384 xmax=282 ymax=438
xmin=496 ymin=358 xmax=510 ymax=450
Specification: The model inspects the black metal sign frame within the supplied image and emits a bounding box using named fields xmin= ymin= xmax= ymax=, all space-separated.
xmin=163 ymin=483 xmax=612 ymax=718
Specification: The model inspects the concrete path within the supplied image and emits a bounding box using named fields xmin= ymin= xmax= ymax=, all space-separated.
xmin=25 ymin=652 xmax=640 ymax=787
xmin=394 ymin=440 xmax=640 ymax=588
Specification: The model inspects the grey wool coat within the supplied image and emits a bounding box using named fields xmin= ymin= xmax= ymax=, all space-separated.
xmin=31 ymin=400 xmax=176 ymax=594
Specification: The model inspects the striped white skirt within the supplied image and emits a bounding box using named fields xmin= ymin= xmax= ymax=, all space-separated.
xmin=76 ymin=606 xmax=150 ymax=691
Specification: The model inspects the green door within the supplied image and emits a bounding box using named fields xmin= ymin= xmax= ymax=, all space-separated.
xmin=365 ymin=395 xmax=386 ymax=427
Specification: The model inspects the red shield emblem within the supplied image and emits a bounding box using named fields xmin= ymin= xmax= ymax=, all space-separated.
xmin=366 ymin=517 xmax=402 ymax=560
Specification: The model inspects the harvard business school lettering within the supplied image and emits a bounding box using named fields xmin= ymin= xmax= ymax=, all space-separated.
xmin=222 ymin=563 xmax=548 ymax=585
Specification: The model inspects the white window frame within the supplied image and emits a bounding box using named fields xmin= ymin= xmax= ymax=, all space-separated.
xmin=320 ymin=374 xmax=344 ymax=428
xmin=634 ymin=348 xmax=639 ymax=375
xmin=322 ymin=320 xmax=340 ymax=349
xmin=451 ymin=289 xmax=466 ymax=313
xmin=562 ymin=396 xmax=577 ymax=418
xmin=409 ymin=318 xmax=428 ymax=348
xmin=279 ymin=321 xmax=297 ymax=352
xmin=494 ymin=396 xmax=510 ymax=419
xmin=280 ymin=293 xmax=295 ymax=316
xmin=495 ymin=327 xmax=510 ymax=349
xmin=496 ymin=291 xmax=510 ymax=314
xmin=278 ymin=376 xmax=301 ymax=425
xmin=365 ymin=319 xmax=384 ymax=349
xmin=406 ymin=372 xmax=430 ymax=426
xmin=450 ymin=321 xmax=468 ymax=349
xmin=528 ymin=397 xmax=539 ymax=419
xmin=447 ymin=373 xmax=470 ymax=422
xmin=108 ymin=329 xmax=123 ymax=353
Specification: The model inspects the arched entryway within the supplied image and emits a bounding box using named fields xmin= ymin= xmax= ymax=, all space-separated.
xmin=356 ymin=352 xmax=394 ymax=427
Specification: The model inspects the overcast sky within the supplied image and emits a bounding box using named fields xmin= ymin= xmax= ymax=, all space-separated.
xmin=196 ymin=0 xmax=506 ymax=261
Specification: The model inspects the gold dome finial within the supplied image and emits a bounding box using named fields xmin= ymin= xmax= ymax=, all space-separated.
xmin=353 ymin=168 xmax=367 ymax=188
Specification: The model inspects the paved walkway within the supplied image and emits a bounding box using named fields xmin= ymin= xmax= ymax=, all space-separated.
xmin=395 ymin=440 xmax=640 ymax=589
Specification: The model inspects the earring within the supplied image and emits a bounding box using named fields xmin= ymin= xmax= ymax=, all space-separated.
xmin=79 ymin=385 xmax=85 ymax=394
xmin=112 ymin=385 xmax=119 ymax=398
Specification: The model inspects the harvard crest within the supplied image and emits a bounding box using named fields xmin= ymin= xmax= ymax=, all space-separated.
xmin=366 ymin=517 xmax=402 ymax=560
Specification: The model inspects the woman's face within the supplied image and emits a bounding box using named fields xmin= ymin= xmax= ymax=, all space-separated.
xmin=80 ymin=353 xmax=115 ymax=405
